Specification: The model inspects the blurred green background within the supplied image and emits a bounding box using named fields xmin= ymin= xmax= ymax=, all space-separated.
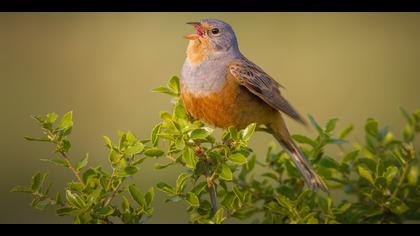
xmin=1 ymin=13 xmax=419 ymax=223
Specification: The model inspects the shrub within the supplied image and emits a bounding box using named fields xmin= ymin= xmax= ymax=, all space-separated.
xmin=13 ymin=76 xmax=420 ymax=224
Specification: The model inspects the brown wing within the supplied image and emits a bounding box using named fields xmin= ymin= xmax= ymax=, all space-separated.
xmin=229 ymin=58 xmax=306 ymax=124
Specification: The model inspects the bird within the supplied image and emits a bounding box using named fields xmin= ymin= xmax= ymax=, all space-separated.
xmin=180 ymin=19 xmax=328 ymax=192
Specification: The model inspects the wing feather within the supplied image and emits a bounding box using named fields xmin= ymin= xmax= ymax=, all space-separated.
xmin=229 ymin=58 xmax=305 ymax=124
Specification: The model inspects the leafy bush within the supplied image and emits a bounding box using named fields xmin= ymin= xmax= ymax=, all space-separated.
xmin=13 ymin=76 xmax=420 ymax=224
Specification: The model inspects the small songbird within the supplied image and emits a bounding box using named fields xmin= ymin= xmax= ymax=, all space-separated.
xmin=180 ymin=19 xmax=328 ymax=192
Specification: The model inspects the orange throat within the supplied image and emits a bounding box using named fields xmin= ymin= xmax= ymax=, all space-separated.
xmin=186 ymin=38 xmax=213 ymax=65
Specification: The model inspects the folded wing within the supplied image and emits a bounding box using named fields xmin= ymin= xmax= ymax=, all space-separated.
xmin=229 ymin=58 xmax=306 ymax=124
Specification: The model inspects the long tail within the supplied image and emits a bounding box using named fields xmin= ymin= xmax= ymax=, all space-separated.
xmin=268 ymin=117 xmax=328 ymax=192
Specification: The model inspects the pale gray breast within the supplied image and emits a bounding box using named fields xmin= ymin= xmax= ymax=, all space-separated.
xmin=181 ymin=54 xmax=235 ymax=94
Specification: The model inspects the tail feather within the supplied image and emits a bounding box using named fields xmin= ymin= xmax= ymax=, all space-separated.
xmin=282 ymin=141 xmax=328 ymax=192
xmin=268 ymin=120 xmax=328 ymax=192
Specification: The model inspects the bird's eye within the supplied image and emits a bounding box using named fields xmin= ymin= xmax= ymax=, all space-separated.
xmin=211 ymin=28 xmax=220 ymax=35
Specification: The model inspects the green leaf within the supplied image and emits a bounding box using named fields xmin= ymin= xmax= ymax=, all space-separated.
xmin=121 ymin=196 xmax=130 ymax=213
xmin=328 ymin=138 xmax=347 ymax=145
xmin=144 ymin=148 xmax=164 ymax=157
xmin=221 ymin=193 xmax=236 ymax=209
xmin=339 ymin=124 xmax=354 ymax=139
xmin=56 ymin=207 xmax=76 ymax=216
xmin=156 ymin=182 xmax=176 ymax=195
xmin=160 ymin=112 xmax=172 ymax=121
xmin=174 ymin=102 xmax=187 ymax=120
xmin=65 ymin=190 xmax=85 ymax=209
xmin=118 ymin=133 xmax=127 ymax=151
xmin=55 ymin=192 xmax=63 ymax=205
xmin=319 ymin=156 xmax=339 ymax=169
xmin=10 ymin=186 xmax=33 ymax=193
xmin=108 ymin=149 xmax=121 ymax=164
xmin=175 ymin=173 xmax=190 ymax=193
xmin=400 ymin=107 xmax=414 ymax=125
xmin=228 ymin=153 xmax=247 ymax=165
xmin=175 ymin=138 xmax=185 ymax=150
xmin=40 ymin=158 xmax=69 ymax=168
xmin=154 ymin=162 xmax=174 ymax=169
xmin=385 ymin=198 xmax=409 ymax=215
xmin=168 ymin=76 xmax=180 ymax=94
xmin=46 ymin=112 xmax=58 ymax=124
xmin=375 ymin=177 xmax=387 ymax=189
xmin=68 ymin=182 xmax=84 ymax=193
xmin=343 ymin=150 xmax=359 ymax=163
xmin=241 ymin=123 xmax=256 ymax=141
xmin=60 ymin=138 xmax=71 ymax=153
xmin=125 ymin=131 xmax=137 ymax=144
xmin=219 ymin=165 xmax=233 ymax=181
xmin=292 ymin=134 xmax=317 ymax=147
xmin=58 ymin=111 xmax=73 ymax=131
xmin=125 ymin=142 xmax=144 ymax=155
xmin=75 ymin=154 xmax=89 ymax=171
xmin=228 ymin=127 xmax=239 ymax=140
xmin=212 ymin=208 xmax=225 ymax=224
xmin=24 ymin=137 xmax=50 ymax=142
xmin=31 ymin=172 xmax=47 ymax=192
xmin=103 ymin=136 xmax=113 ymax=148
xmin=152 ymin=86 xmax=177 ymax=96
xmin=403 ymin=124 xmax=414 ymax=142
xmin=132 ymin=157 xmax=147 ymax=166
xmin=182 ymin=147 xmax=197 ymax=169
xmin=384 ymin=166 xmax=398 ymax=184
xmin=95 ymin=206 xmax=115 ymax=217
xmin=358 ymin=166 xmax=375 ymax=185
xmin=145 ymin=187 xmax=155 ymax=206
xmin=191 ymin=182 xmax=208 ymax=196
xmin=308 ymin=114 xmax=323 ymax=134
xmin=307 ymin=217 xmax=319 ymax=224
xmin=151 ymin=124 xmax=162 ymax=147
xmin=123 ymin=166 xmax=138 ymax=176
xmin=190 ymin=128 xmax=212 ymax=140
xmin=408 ymin=166 xmax=418 ymax=185
xmin=325 ymin=118 xmax=339 ymax=133
xmin=31 ymin=199 xmax=50 ymax=211
xmin=128 ymin=184 xmax=146 ymax=207
xmin=186 ymin=192 xmax=200 ymax=207
xmin=365 ymin=118 xmax=378 ymax=137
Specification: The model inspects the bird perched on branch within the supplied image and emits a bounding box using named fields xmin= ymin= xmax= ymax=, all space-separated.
xmin=180 ymin=19 xmax=328 ymax=192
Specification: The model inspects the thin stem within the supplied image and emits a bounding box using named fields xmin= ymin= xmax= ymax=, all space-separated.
xmin=104 ymin=180 xmax=123 ymax=207
xmin=48 ymin=130 xmax=85 ymax=188
xmin=205 ymin=169 xmax=218 ymax=215
xmin=60 ymin=151 xmax=85 ymax=188
xmin=391 ymin=162 xmax=410 ymax=199
xmin=107 ymin=170 xmax=116 ymax=191
xmin=32 ymin=191 xmax=65 ymax=207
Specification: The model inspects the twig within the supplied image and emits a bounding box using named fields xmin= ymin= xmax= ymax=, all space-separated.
xmin=104 ymin=181 xmax=123 ymax=207
xmin=48 ymin=130 xmax=85 ymax=188
xmin=205 ymin=169 xmax=218 ymax=215
xmin=391 ymin=163 xmax=410 ymax=199
xmin=60 ymin=151 xmax=85 ymax=188
xmin=107 ymin=170 xmax=116 ymax=191
xmin=32 ymin=191 xmax=65 ymax=207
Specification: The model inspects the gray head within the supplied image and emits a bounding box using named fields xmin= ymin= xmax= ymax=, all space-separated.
xmin=185 ymin=19 xmax=239 ymax=53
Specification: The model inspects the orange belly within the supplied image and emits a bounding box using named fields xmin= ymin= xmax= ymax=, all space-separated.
xmin=181 ymin=74 xmax=277 ymax=129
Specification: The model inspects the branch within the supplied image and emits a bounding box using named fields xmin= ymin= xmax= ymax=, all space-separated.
xmin=32 ymin=191 xmax=65 ymax=207
xmin=60 ymin=151 xmax=85 ymax=188
xmin=205 ymin=169 xmax=218 ymax=215
xmin=104 ymin=180 xmax=123 ymax=207
xmin=391 ymin=162 xmax=410 ymax=199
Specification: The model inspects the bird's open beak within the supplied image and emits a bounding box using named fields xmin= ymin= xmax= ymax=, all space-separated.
xmin=184 ymin=22 xmax=204 ymax=40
